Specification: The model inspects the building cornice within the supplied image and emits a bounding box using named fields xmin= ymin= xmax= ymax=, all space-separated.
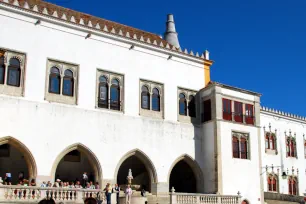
xmin=0 ymin=0 xmax=211 ymax=65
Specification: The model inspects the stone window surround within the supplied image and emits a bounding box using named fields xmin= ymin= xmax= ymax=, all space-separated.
xmin=0 ymin=48 xmax=26 ymax=97
xmin=264 ymin=124 xmax=278 ymax=155
xmin=177 ymin=87 xmax=197 ymax=123
xmin=285 ymin=131 xmax=297 ymax=159
xmin=95 ymin=69 xmax=124 ymax=112
xmin=287 ymin=175 xmax=299 ymax=195
xmin=232 ymin=131 xmax=250 ymax=160
xmin=139 ymin=79 xmax=164 ymax=119
xmin=45 ymin=58 xmax=78 ymax=105
xmin=266 ymin=172 xmax=279 ymax=193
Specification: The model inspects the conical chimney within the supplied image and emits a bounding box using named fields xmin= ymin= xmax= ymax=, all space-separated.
xmin=164 ymin=14 xmax=180 ymax=48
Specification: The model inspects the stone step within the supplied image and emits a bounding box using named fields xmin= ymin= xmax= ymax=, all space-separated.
xmin=147 ymin=195 xmax=170 ymax=204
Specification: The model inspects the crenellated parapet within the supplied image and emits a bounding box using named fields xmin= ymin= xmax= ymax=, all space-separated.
xmin=261 ymin=106 xmax=306 ymax=121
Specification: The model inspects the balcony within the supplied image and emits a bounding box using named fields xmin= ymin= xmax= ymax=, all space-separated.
xmin=223 ymin=112 xmax=255 ymax=126
xmin=0 ymin=185 xmax=242 ymax=204
xmin=170 ymin=192 xmax=241 ymax=204
xmin=0 ymin=185 xmax=112 ymax=204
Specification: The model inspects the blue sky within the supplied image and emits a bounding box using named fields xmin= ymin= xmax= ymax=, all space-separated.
xmin=48 ymin=0 xmax=306 ymax=116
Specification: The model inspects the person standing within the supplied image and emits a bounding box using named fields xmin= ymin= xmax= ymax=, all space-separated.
xmin=104 ymin=183 xmax=112 ymax=204
xmin=114 ymin=184 xmax=120 ymax=204
xmin=82 ymin=172 xmax=88 ymax=188
xmin=125 ymin=185 xmax=132 ymax=204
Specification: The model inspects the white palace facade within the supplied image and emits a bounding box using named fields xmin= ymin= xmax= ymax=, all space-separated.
xmin=0 ymin=1 xmax=305 ymax=204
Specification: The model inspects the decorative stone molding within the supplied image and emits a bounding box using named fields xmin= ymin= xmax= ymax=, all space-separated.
xmin=177 ymin=88 xmax=197 ymax=123
xmin=263 ymin=123 xmax=278 ymax=155
xmin=139 ymin=79 xmax=164 ymax=119
xmin=95 ymin=69 xmax=124 ymax=112
xmin=0 ymin=48 xmax=26 ymax=97
xmin=44 ymin=59 xmax=79 ymax=105
xmin=0 ymin=0 xmax=212 ymax=62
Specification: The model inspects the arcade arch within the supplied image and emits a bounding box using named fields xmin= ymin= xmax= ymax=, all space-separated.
xmin=168 ymin=154 xmax=204 ymax=193
xmin=50 ymin=144 xmax=102 ymax=185
xmin=114 ymin=149 xmax=157 ymax=192
xmin=0 ymin=136 xmax=37 ymax=184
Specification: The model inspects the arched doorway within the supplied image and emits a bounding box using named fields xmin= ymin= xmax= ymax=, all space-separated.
xmin=114 ymin=149 xmax=157 ymax=193
xmin=51 ymin=144 xmax=102 ymax=185
xmin=168 ymin=155 xmax=204 ymax=193
xmin=0 ymin=137 xmax=37 ymax=184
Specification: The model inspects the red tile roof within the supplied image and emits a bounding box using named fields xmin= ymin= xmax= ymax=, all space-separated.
xmin=0 ymin=0 xmax=208 ymax=60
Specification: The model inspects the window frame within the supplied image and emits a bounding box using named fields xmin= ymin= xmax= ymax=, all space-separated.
xmin=202 ymin=99 xmax=212 ymax=123
xmin=141 ymin=85 xmax=150 ymax=110
xmin=267 ymin=174 xmax=278 ymax=193
xmin=179 ymin=93 xmax=187 ymax=116
xmin=0 ymin=49 xmax=25 ymax=97
xmin=110 ymin=78 xmax=121 ymax=111
xmin=49 ymin=67 xmax=61 ymax=94
xmin=96 ymin=69 xmax=124 ymax=112
xmin=288 ymin=176 xmax=298 ymax=195
xmin=152 ymin=87 xmax=160 ymax=112
xmin=7 ymin=58 xmax=21 ymax=87
xmin=177 ymin=88 xmax=197 ymax=123
xmin=232 ymin=132 xmax=250 ymax=160
xmin=188 ymin=95 xmax=196 ymax=117
xmin=245 ymin=104 xmax=254 ymax=125
xmin=234 ymin=101 xmax=243 ymax=123
xmin=223 ymin=98 xmax=232 ymax=121
xmin=140 ymin=80 xmax=164 ymax=119
xmin=62 ymin=69 xmax=74 ymax=97
xmin=45 ymin=59 xmax=78 ymax=105
xmin=98 ymin=75 xmax=109 ymax=109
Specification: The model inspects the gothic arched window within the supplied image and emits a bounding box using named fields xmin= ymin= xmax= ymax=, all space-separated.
xmin=152 ymin=88 xmax=160 ymax=111
xmin=49 ymin=67 xmax=61 ymax=94
xmin=288 ymin=176 xmax=298 ymax=195
xmin=0 ymin=56 xmax=5 ymax=84
xmin=286 ymin=137 xmax=296 ymax=157
xmin=141 ymin=86 xmax=150 ymax=110
xmin=62 ymin=69 xmax=74 ymax=96
xmin=188 ymin=95 xmax=196 ymax=117
xmin=7 ymin=58 xmax=21 ymax=87
xmin=267 ymin=174 xmax=278 ymax=192
xmin=179 ymin=93 xmax=187 ymax=116
xmin=110 ymin=79 xmax=120 ymax=110
xmin=98 ymin=76 xmax=108 ymax=108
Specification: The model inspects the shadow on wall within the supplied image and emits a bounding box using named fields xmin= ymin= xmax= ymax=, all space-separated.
xmin=168 ymin=92 xmax=206 ymax=194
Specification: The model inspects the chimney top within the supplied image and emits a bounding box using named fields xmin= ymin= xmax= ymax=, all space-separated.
xmin=164 ymin=14 xmax=180 ymax=48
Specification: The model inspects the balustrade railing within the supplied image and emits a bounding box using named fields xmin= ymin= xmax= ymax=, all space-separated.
xmin=171 ymin=192 xmax=241 ymax=204
xmin=0 ymin=185 xmax=108 ymax=203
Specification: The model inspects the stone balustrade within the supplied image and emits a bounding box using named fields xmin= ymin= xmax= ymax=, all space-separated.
xmin=0 ymin=185 xmax=112 ymax=203
xmin=170 ymin=193 xmax=241 ymax=204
